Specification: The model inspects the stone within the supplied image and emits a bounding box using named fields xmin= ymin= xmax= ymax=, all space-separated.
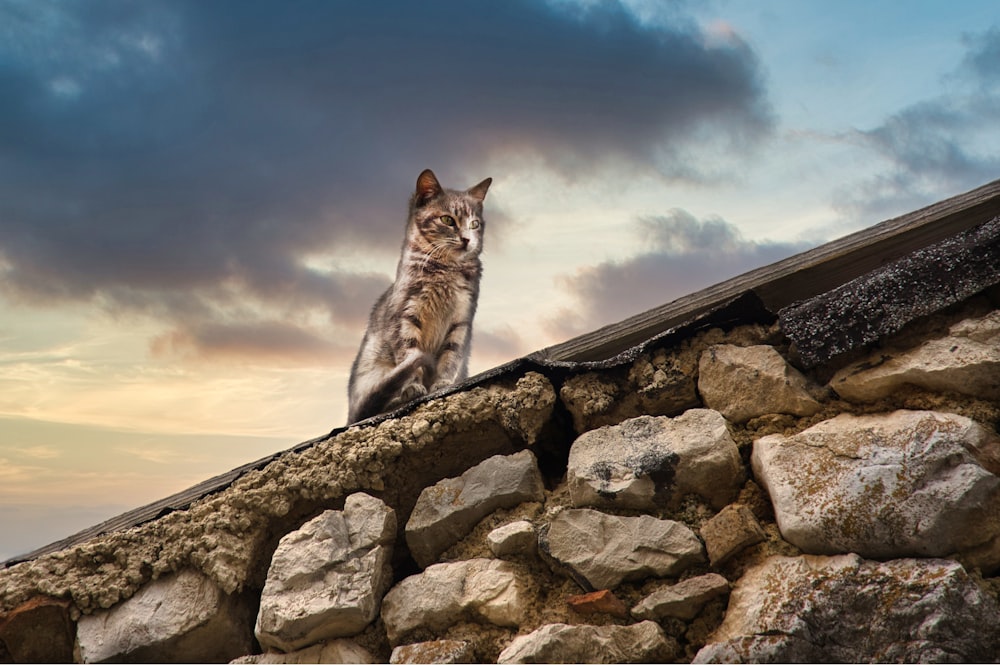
xmin=697 ymin=344 xmax=822 ymax=422
xmin=230 ymin=639 xmax=374 ymax=664
xmin=255 ymin=493 xmax=395 ymax=652
xmin=632 ymin=573 xmax=730 ymax=621
xmin=0 ymin=596 xmax=75 ymax=663
xmin=566 ymin=589 xmax=628 ymax=618
xmin=390 ymin=640 xmax=475 ymax=664
xmin=487 ymin=521 xmax=537 ymax=559
xmin=406 ymin=450 xmax=545 ymax=568
xmin=559 ymin=345 xmax=700 ymax=433
xmin=497 ymin=621 xmax=677 ymax=663
xmin=693 ymin=554 xmax=1000 ymax=663
xmin=699 ymin=504 xmax=767 ymax=566
xmin=381 ymin=559 xmax=533 ymax=644
xmin=752 ymin=410 xmax=1000 ymax=571
xmin=566 ymin=411 xmax=744 ymax=511
xmin=76 ymin=568 xmax=255 ymax=663
xmin=541 ymin=509 xmax=705 ymax=590
xmin=830 ymin=308 xmax=1000 ymax=402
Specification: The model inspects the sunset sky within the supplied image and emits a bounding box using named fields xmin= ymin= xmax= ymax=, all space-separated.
xmin=2 ymin=0 xmax=999 ymax=560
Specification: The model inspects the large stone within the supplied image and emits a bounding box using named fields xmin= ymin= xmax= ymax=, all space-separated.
xmin=406 ymin=450 xmax=544 ymax=568
xmin=694 ymin=554 xmax=1000 ymax=663
xmin=255 ymin=493 xmax=395 ymax=652
xmin=231 ymin=639 xmax=374 ymax=664
xmin=0 ymin=596 xmax=75 ymax=663
xmin=76 ymin=568 xmax=255 ymax=663
xmin=566 ymin=411 xmax=744 ymax=511
xmin=497 ymin=621 xmax=677 ymax=664
xmin=381 ymin=559 xmax=533 ymax=644
xmin=698 ymin=344 xmax=822 ymax=422
xmin=632 ymin=573 xmax=730 ymax=621
xmin=830 ymin=308 xmax=1000 ymax=402
xmin=752 ymin=410 xmax=1000 ymax=571
xmin=541 ymin=509 xmax=705 ymax=590
xmin=389 ymin=640 xmax=475 ymax=664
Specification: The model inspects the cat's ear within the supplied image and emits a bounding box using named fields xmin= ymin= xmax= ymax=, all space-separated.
xmin=467 ymin=177 xmax=492 ymax=203
xmin=414 ymin=169 xmax=443 ymax=206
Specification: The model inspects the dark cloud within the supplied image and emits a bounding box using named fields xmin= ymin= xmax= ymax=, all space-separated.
xmin=549 ymin=210 xmax=810 ymax=338
xmin=834 ymin=26 xmax=1000 ymax=221
xmin=0 ymin=0 xmax=771 ymax=362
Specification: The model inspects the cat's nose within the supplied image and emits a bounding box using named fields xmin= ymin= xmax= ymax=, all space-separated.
xmin=460 ymin=237 xmax=470 ymax=248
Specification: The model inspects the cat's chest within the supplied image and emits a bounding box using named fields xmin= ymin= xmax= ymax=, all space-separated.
xmin=399 ymin=274 xmax=473 ymax=345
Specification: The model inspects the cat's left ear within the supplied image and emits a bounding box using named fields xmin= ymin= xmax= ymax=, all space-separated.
xmin=466 ymin=177 xmax=492 ymax=203
xmin=415 ymin=169 xmax=443 ymax=206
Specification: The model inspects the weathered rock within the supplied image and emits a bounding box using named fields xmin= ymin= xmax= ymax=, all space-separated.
xmin=487 ymin=521 xmax=537 ymax=559
xmin=389 ymin=640 xmax=475 ymax=664
xmin=231 ymin=639 xmax=374 ymax=664
xmin=566 ymin=589 xmax=628 ymax=618
xmin=566 ymin=411 xmax=744 ymax=511
xmin=255 ymin=493 xmax=395 ymax=652
xmin=76 ymin=568 xmax=255 ymax=663
xmin=752 ymin=410 xmax=1000 ymax=571
xmin=497 ymin=621 xmax=677 ymax=663
xmin=694 ymin=554 xmax=1000 ymax=663
xmin=632 ymin=573 xmax=730 ymax=621
xmin=406 ymin=450 xmax=545 ymax=568
xmin=699 ymin=504 xmax=767 ymax=566
xmin=830 ymin=308 xmax=1000 ymax=402
xmin=541 ymin=509 xmax=705 ymax=590
xmin=559 ymin=346 xmax=700 ymax=433
xmin=698 ymin=344 xmax=822 ymax=422
xmin=0 ymin=596 xmax=75 ymax=663
xmin=381 ymin=559 xmax=533 ymax=644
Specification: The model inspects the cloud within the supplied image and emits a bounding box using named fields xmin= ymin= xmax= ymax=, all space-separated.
xmin=0 ymin=0 xmax=770 ymax=366
xmin=833 ymin=26 xmax=1000 ymax=221
xmin=549 ymin=210 xmax=810 ymax=338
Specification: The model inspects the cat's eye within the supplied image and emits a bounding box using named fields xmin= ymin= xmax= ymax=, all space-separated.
xmin=440 ymin=215 xmax=456 ymax=226
xmin=469 ymin=219 xmax=481 ymax=229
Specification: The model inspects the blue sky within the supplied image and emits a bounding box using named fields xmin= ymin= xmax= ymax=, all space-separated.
xmin=1 ymin=0 xmax=998 ymax=560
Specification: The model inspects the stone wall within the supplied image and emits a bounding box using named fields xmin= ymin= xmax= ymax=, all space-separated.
xmin=1 ymin=296 xmax=998 ymax=663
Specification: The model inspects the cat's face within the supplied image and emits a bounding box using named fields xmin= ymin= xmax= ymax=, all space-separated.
xmin=407 ymin=170 xmax=491 ymax=262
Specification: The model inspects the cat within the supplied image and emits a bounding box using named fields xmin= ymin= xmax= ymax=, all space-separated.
xmin=347 ymin=169 xmax=492 ymax=424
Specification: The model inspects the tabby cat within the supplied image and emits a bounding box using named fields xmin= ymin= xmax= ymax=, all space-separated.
xmin=347 ymin=169 xmax=492 ymax=424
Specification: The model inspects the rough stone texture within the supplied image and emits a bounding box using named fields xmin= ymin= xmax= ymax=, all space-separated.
xmin=231 ymin=639 xmax=374 ymax=664
xmin=389 ymin=640 xmax=475 ymax=664
xmin=699 ymin=504 xmax=767 ymax=566
xmin=559 ymin=345 xmax=700 ymax=433
xmin=406 ymin=451 xmax=544 ymax=568
xmin=0 ymin=596 xmax=75 ymax=663
xmin=830 ymin=308 xmax=1000 ymax=402
xmin=487 ymin=521 xmax=537 ymax=559
xmin=697 ymin=344 xmax=822 ymax=422
xmin=567 ymin=411 xmax=744 ymax=511
xmin=381 ymin=559 xmax=533 ymax=644
xmin=497 ymin=621 xmax=677 ymax=664
xmin=694 ymin=554 xmax=1000 ymax=663
xmin=541 ymin=509 xmax=705 ymax=590
xmin=566 ymin=589 xmax=628 ymax=618
xmin=778 ymin=215 xmax=1000 ymax=367
xmin=0 ymin=371 xmax=556 ymax=616
xmin=632 ymin=573 xmax=730 ymax=621
xmin=752 ymin=410 xmax=1000 ymax=571
xmin=255 ymin=493 xmax=395 ymax=652
xmin=76 ymin=568 xmax=254 ymax=663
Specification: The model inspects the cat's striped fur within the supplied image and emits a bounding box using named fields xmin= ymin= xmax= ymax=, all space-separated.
xmin=347 ymin=169 xmax=492 ymax=424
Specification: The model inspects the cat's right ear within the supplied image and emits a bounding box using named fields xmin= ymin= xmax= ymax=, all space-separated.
xmin=414 ymin=169 xmax=443 ymax=206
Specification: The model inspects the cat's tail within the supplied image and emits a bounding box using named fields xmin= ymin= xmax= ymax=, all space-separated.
xmin=347 ymin=350 xmax=435 ymax=425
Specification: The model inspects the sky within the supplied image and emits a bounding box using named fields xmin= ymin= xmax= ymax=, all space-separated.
xmin=1 ymin=0 xmax=999 ymax=561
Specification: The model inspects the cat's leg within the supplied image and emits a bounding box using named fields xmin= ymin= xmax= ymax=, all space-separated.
xmin=395 ymin=310 xmax=430 ymax=397
xmin=429 ymin=321 xmax=471 ymax=392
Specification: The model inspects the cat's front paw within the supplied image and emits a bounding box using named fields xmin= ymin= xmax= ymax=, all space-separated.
xmin=429 ymin=379 xmax=454 ymax=394
xmin=398 ymin=382 xmax=428 ymax=403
